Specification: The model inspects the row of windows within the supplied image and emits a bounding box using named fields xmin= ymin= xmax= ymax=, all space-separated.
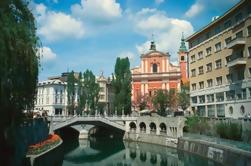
xmin=191 ymin=104 xmax=247 ymax=117
xmin=191 ymin=76 xmax=223 ymax=90
xmin=190 ymin=26 xmax=251 ymax=63
xmin=191 ymin=59 xmax=223 ymax=77
xmin=190 ymin=8 xmax=251 ymax=48
xmin=191 ymin=69 xmax=250 ymax=91
xmin=191 ymin=88 xmax=251 ymax=104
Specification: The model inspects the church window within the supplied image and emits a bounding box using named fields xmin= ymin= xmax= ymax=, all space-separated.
xmin=152 ymin=64 xmax=158 ymax=73
xmin=181 ymin=56 xmax=184 ymax=61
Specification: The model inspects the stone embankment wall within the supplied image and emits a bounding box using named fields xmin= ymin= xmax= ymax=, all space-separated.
xmin=124 ymin=132 xmax=178 ymax=148
xmin=177 ymin=137 xmax=251 ymax=165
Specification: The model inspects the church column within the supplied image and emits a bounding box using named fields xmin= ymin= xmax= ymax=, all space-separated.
xmin=177 ymin=81 xmax=181 ymax=92
xmin=141 ymin=83 xmax=144 ymax=96
xmin=145 ymin=83 xmax=148 ymax=94
xmin=162 ymin=82 xmax=165 ymax=90
xmin=131 ymin=84 xmax=134 ymax=101
xmin=145 ymin=61 xmax=148 ymax=73
xmin=166 ymin=59 xmax=169 ymax=72
xmin=166 ymin=81 xmax=169 ymax=90
xmin=141 ymin=60 xmax=144 ymax=73
xmin=162 ymin=59 xmax=165 ymax=72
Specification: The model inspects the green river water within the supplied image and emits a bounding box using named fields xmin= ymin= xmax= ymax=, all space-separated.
xmin=33 ymin=137 xmax=222 ymax=166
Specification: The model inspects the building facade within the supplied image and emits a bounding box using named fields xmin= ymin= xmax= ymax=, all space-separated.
xmin=96 ymin=74 xmax=114 ymax=114
xmin=35 ymin=73 xmax=114 ymax=116
xmin=186 ymin=0 xmax=251 ymax=118
xmin=35 ymin=79 xmax=70 ymax=116
xmin=131 ymin=38 xmax=188 ymax=109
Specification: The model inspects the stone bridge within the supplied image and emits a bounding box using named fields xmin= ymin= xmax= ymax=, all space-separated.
xmin=49 ymin=115 xmax=185 ymax=140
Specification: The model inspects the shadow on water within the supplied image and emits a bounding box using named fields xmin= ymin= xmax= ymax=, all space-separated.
xmin=63 ymin=137 xmax=125 ymax=164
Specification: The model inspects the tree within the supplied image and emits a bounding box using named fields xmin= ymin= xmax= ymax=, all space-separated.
xmin=112 ymin=57 xmax=132 ymax=115
xmin=152 ymin=90 xmax=169 ymax=116
xmin=83 ymin=70 xmax=100 ymax=115
xmin=0 ymin=0 xmax=40 ymax=164
xmin=67 ymin=71 xmax=76 ymax=115
xmin=178 ymin=83 xmax=190 ymax=110
xmin=169 ymin=89 xmax=178 ymax=111
xmin=77 ymin=72 xmax=86 ymax=115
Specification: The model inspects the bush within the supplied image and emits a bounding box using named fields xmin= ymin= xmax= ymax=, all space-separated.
xmin=216 ymin=122 xmax=242 ymax=141
xmin=185 ymin=116 xmax=209 ymax=134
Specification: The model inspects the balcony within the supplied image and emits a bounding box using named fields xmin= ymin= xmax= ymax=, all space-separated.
xmin=227 ymin=57 xmax=246 ymax=67
xmin=227 ymin=37 xmax=246 ymax=49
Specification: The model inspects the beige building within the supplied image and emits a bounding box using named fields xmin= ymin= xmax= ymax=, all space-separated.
xmin=186 ymin=0 xmax=251 ymax=118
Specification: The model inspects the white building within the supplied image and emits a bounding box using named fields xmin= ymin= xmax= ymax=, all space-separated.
xmin=35 ymin=73 xmax=114 ymax=116
xmin=35 ymin=79 xmax=69 ymax=116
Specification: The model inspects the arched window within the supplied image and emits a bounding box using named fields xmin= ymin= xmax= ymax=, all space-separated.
xmin=240 ymin=105 xmax=245 ymax=115
xmin=152 ymin=63 xmax=158 ymax=73
xmin=159 ymin=123 xmax=167 ymax=134
xmin=139 ymin=122 xmax=146 ymax=133
xmin=229 ymin=106 xmax=233 ymax=115
xmin=129 ymin=122 xmax=136 ymax=131
xmin=149 ymin=122 xmax=156 ymax=134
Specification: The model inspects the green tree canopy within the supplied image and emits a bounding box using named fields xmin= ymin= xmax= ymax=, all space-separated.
xmin=83 ymin=70 xmax=100 ymax=115
xmin=112 ymin=57 xmax=132 ymax=115
xmin=152 ymin=90 xmax=169 ymax=116
xmin=0 ymin=0 xmax=40 ymax=164
xmin=67 ymin=71 xmax=76 ymax=115
xmin=178 ymin=82 xmax=190 ymax=110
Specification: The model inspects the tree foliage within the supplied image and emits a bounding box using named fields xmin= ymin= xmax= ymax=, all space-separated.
xmin=185 ymin=116 xmax=209 ymax=134
xmin=67 ymin=71 xmax=76 ymax=115
xmin=178 ymin=82 xmax=190 ymax=110
xmin=152 ymin=90 xmax=169 ymax=116
xmin=83 ymin=70 xmax=100 ymax=115
xmin=112 ymin=57 xmax=132 ymax=115
xmin=0 ymin=0 xmax=40 ymax=164
xmin=168 ymin=89 xmax=177 ymax=111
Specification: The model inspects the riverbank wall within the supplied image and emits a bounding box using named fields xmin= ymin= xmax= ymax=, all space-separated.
xmin=177 ymin=137 xmax=251 ymax=165
xmin=124 ymin=132 xmax=178 ymax=148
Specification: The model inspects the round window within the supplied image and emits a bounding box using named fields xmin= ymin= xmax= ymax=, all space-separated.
xmin=229 ymin=106 xmax=233 ymax=115
xmin=240 ymin=105 xmax=245 ymax=115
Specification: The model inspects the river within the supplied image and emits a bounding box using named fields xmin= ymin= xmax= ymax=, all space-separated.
xmin=33 ymin=136 xmax=222 ymax=166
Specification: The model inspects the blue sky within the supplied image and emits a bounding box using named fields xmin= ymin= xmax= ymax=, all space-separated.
xmin=31 ymin=0 xmax=240 ymax=81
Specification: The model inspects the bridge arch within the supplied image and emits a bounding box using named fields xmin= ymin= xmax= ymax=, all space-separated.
xmin=149 ymin=122 xmax=156 ymax=134
xmin=139 ymin=122 xmax=146 ymax=133
xmin=159 ymin=123 xmax=167 ymax=135
xmin=129 ymin=122 xmax=136 ymax=132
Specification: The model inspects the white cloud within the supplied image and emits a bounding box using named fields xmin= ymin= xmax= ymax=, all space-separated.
xmin=119 ymin=51 xmax=135 ymax=61
xmin=155 ymin=0 xmax=164 ymax=4
xmin=130 ymin=8 xmax=193 ymax=61
xmin=185 ymin=2 xmax=204 ymax=18
xmin=185 ymin=0 xmax=239 ymax=18
xmin=34 ymin=3 xmax=85 ymax=41
xmin=71 ymin=0 xmax=122 ymax=23
xmin=38 ymin=46 xmax=57 ymax=62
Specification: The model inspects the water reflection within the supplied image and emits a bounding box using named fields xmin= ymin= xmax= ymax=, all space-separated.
xmin=61 ymin=138 xmax=221 ymax=166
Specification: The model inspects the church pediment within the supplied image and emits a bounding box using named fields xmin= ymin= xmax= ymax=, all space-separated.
xmin=140 ymin=50 xmax=169 ymax=58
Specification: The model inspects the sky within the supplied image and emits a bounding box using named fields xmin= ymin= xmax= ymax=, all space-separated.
xmin=30 ymin=0 xmax=240 ymax=81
